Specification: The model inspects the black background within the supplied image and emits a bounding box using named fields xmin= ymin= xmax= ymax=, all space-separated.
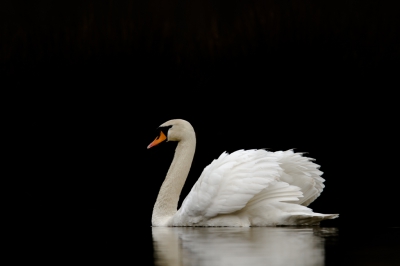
xmin=3 ymin=0 xmax=399 ymax=263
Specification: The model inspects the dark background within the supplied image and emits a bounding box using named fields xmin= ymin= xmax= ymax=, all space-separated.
xmin=3 ymin=0 xmax=399 ymax=263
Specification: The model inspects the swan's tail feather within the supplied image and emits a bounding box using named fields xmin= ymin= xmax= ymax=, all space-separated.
xmin=246 ymin=200 xmax=339 ymax=226
xmin=285 ymin=213 xmax=339 ymax=225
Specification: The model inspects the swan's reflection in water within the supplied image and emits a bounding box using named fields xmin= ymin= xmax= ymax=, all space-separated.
xmin=152 ymin=227 xmax=337 ymax=266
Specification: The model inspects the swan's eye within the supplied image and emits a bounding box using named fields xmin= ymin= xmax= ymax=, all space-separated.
xmin=158 ymin=125 xmax=173 ymax=137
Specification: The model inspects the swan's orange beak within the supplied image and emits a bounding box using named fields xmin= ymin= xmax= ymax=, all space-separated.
xmin=147 ymin=131 xmax=167 ymax=149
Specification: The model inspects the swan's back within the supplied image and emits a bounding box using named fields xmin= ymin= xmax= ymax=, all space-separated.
xmin=172 ymin=149 xmax=338 ymax=226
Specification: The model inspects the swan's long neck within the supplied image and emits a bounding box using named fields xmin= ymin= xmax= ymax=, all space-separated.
xmin=152 ymin=135 xmax=196 ymax=226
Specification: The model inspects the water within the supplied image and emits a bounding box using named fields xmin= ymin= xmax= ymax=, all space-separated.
xmin=150 ymin=227 xmax=400 ymax=266
xmin=153 ymin=227 xmax=330 ymax=266
xmin=59 ymin=213 xmax=399 ymax=265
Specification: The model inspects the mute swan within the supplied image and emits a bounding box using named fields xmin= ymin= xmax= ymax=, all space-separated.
xmin=148 ymin=119 xmax=338 ymax=226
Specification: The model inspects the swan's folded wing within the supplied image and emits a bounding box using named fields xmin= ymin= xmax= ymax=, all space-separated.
xmin=177 ymin=149 xmax=283 ymax=220
xmin=275 ymin=150 xmax=325 ymax=206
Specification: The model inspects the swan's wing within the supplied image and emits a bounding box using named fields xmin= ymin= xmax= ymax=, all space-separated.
xmin=176 ymin=149 xmax=302 ymax=222
xmin=274 ymin=150 xmax=325 ymax=206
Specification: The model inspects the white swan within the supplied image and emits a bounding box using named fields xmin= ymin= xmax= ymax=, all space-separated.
xmin=148 ymin=119 xmax=338 ymax=227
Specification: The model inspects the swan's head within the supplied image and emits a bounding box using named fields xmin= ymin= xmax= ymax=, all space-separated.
xmin=147 ymin=119 xmax=195 ymax=149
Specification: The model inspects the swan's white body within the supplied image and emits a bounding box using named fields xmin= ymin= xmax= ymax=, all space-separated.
xmin=149 ymin=119 xmax=338 ymax=227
